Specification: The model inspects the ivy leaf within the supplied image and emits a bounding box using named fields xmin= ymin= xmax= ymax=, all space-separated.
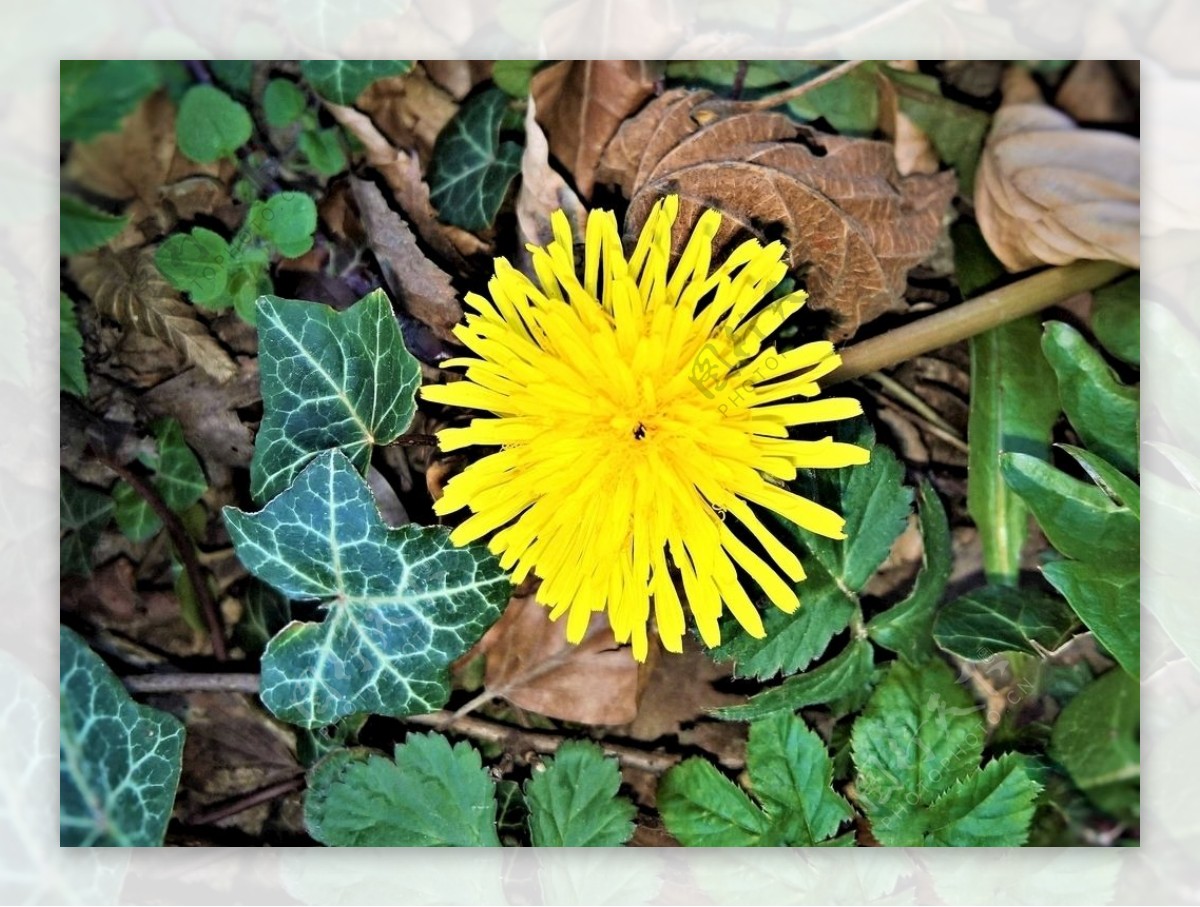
xmin=1043 ymin=561 xmax=1138 ymax=676
xmin=60 ymin=195 xmax=129 ymax=256
xmin=59 ymin=627 xmax=185 ymax=846
xmin=155 ymin=228 xmax=233 ymax=307
xmin=176 ymin=85 xmax=252 ymax=163
xmin=867 ymin=480 xmax=952 ymax=664
xmin=658 ymin=713 xmax=851 ymax=846
xmin=428 ymin=89 xmax=522 ymax=231
xmin=1001 ymin=453 xmax=1138 ymax=572
xmin=263 ymin=78 xmax=308 ymax=127
xmin=1042 ymin=321 xmax=1139 ymax=475
xmin=524 ymin=741 xmax=635 ymax=846
xmin=60 ymin=60 xmax=161 ymax=141
xmin=249 ymin=291 xmax=420 ymax=502
xmin=60 ymin=473 xmax=113 ymax=577
xmin=301 ymin=60 xmax=413 ymax=105
xmin=247 ymin=192 xmax=318 ymax=258
xmin=933 ymin=585 xmax=1077 ymax=660
xmin=1050 ymin=669 xmax=1139 ymax=818
xmin=1091 ymin=274 xmax=1139 ymax=365
xmin=918 ymin=753 xmax=1041 ymax=846
xmin=112 ymin=481 xmax=159 ymax=543
xmin=225 ymin=450 xmax=510 ymax=728
xmin=60 ymin=294 xmax=88 ymax=399
xmin=305 ymin=735 xmax=500 ymax=846
xmin=111 ymin=419 xmax=207 ymax=543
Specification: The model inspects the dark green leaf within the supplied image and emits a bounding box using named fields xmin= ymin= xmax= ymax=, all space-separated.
xmin=208 ymin=60 xmax=254 ymax=94
xmin=299 ymin=127 xmax=348 ymax=176
xmin=657 ymin=758 xmax=768 ymax=846
xmin=524 ymin=741 xmax=635 ymax=846
xmin=60 ymin=294 xmax=88 ymax=399
xmin=714 ymin=639 xmax=874 ymax=722
xmin=249 ymin=291 xmax=421 ymax=501
xmin=301 ymin=60 xmax=413 ymax=105
xmin=1059 ymin=444 xmax=1139 ymax=519
xmin=296 ymin=715 xmax=366 ymax=769
xmin=428 ymin=89 xmax=522 ymax=231
xmin=1043 ymin=560 xmax=1138 ymax=677
xmin=1091 ymin=274 xmax=1139 ymax=365
xmin=60 ymin=195 xmax=129 ymax=256
xmin=246 ymin=191 xmax=318 ymax=259
xmin=263 ymin=78 xmax=308 ymax=127
xmin=1042 ymin=321 xmax=1139 ymax=475
xmin=59 ymin=627 xmax=185 ymax=846
xmin=1001 ymin=452 xmax=1139 ymax=572
xmin=155 ymin=228 xmax=232 ymax=307
xmin=934 ymin=585 xmax=1076 ymax=659
xmin=112 ymin=480 xmax=159 ymax=543
xmin=665 ymin=60 xmax=796 ymax=91
xmin=152 ymin=419 xmax=207 ymax=512
xmin=787 ymin=62 xmax=880 ymax=135
xmin=868 ymin=480 xmax=952 ymax=664
xmin=60 ymin=60 xmax=161 ymax=141
xmin=492 ymin=60 xmax=543 ymax=97
xmin=233 ymin=579 xmax=292 ymax=657
xmin=305 ymin=736 xmax=500 ymax=846
xmin=225 ymin=451 xmax=510 ymax=727
xmin=1050 ymin=669 xmax=1139 ymax=816
xmin=176 ymin=85 xmax=252 ymax=163
xmin=60 ymin=473 xmax=113 ymax=576
xmin=920 ymin=753 xmax=1041 ymax=846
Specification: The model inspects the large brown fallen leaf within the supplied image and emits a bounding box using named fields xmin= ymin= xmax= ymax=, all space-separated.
xmin=422 ymin=60 xmax=494 ymax=101
xmin=598 ymin=89 xmax=957 ymax=341
xmin=532 ymin=60 xmax=660 ymax=199
xmin=975 ymin=68 xmax=1139 ymax=271
xmin=357 ymin=65 xmax=460 ymax=167
xmin=141 ymin=358 xmax=261 ymax=468
xmin=349 ymin=176 xmax=464 ymax=343
xmin=70 ymin=248 xmax=237 ymax=384
xmin=515 ymin=97 xmax=587 ymax=271
xmin=472 ymin=587 xmax=647 ymax=726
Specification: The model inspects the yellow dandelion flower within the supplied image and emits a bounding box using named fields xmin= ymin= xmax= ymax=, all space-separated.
xmin=422 ymin=195 xmax=869 ymax=662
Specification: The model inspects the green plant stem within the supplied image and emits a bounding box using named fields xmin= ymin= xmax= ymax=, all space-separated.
xmin=827 ymin=260 xmax=1130 ymax=385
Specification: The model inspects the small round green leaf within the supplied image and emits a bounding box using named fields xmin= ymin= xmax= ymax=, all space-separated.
xmin=263 ymin=78 xmax=307 ymax=127
xmin=155 ymin=228 xmax=232 ymax=306
xmin=176 ymin=84 xmax=253 ymax=163
xmin=247 ymin=192 xmax=318 ymax=258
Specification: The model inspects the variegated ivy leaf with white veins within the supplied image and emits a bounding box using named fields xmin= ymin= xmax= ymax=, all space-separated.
xmin=249 ymin=291 xmax=421 ymax=503
xmin=225 ymin=450 xmax=511 ymax=728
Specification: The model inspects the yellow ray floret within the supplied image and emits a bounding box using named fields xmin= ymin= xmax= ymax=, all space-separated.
xmin=421 ymin=195 xmax=869 ymax=662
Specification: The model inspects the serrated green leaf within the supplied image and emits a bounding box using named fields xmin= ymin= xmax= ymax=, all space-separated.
xmin=299 ymin=127 xmax=348 ymax=176
xmin=851 ymin=659 xmax=984 ymax=845
xmin=956 ymin=222 xmax=1060 ymax=585
xmin=934 ymin=585 xmax=1076 ymax=660
xmin=868 ymin=480 xmax=952 ymax=664
xmin=1058 ymin=444 xmax=1139 ymax=520
xmin=1001 ymin=452 xmax=1139 ymax=572
xmin=263 ymin=78 xmax=308 ymax=127
xmin=1043 ymin=560 xmax=1138 ymax=676
xmin=248 ymin=191 xmax=318 ymax=258
xmin=1050 ymin=669 xmax=1139 ymax=817
xmin=1042 ymin=321 xmax=1139 ymax=476
xmin=715 ymin=639 xmax=874 ymax=722
xmin=428 ymin=89 xmax=522 ymax=231
xmin=60 ymin=473 xmax=113 ymax=576
xmin=1092 ymin=274 xmax=1139 ymax=365
xmin=524 ymin=741 xmax=635 ymax=846
xmin=301 ymin=60 xmax=413 ymax=105
xmin=492 ymin=60 xmax=542 ymax=96
xmin=60 ymin=60 xmax=161 ymax=141
xmin=155 ymin=228 xmax=232 ymax=307
xmin=305 ymin=736 xmax=500 ymax=846
xmin=60 ymin=294 xmax=88 ymax=398
xmin=787 ymin=62 xmax=880 ymax=135
xmin=920 ymin=753 xmax=1041 ymax=846
xmin=225 ymin=450 xmax=510 ymax=727
xmin=659 ymin=713 xmax=850 ymax=846
xmin=249 ymin=291 xmax=421 ymax=502
xmin=60 ymin=195 xmax=129 ymax=256
xmin=176 ymin=85 xmax=252 ymax=163
xmin=59 ymin=626 xmax=185 ymax=846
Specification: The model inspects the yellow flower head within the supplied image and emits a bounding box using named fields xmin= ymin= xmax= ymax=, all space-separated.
xmin=422 ymin=195 xmax=868 ymax=662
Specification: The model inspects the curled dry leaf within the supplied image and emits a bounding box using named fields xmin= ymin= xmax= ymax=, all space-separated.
xmin=515 ymin=97 xmax=587 ymax=271
xmin=141 ymin=358 xmax=261 ymax=468
xmin=473 ymin=587 xmax=647 ymax=726
xmin=531 ymin=60 xmax=660 ymax=199
xmin=349 ymin=176 xmax=464 ymax=343
xmin=70 ymin=248 xmax=237 ymax=384
xmin=878 ymin=62 xmax=940 ymax=177
xmin=598 ymin=89 xmax=957 ymax=341
xmin=422 ymin=60 xmax=494 ymax=101
xmin=357 ymin=65 xmax=460 ymax=167
xmin=975 ymin=70 xmax=1140 ymax=271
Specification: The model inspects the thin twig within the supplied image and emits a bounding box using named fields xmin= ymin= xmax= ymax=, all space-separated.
xmin=408 ymin=711 xmax=681 ymax=775
xmin=745 ymin=60 xmax=863 ymax=110
xmin=123 ymin=672 xmax=260 ymax=695
xmin=828 ymin=260 xmax=1130 ymax=384
xmin=186 ymin=774 xmax=305 ymax=826
xmin=96 ymin=455 xmax=228 ymax=661
xmin=388 ymin=433 xmax=440 ymax=448
xmin=867 ymin=371 xmax=963 ymax=441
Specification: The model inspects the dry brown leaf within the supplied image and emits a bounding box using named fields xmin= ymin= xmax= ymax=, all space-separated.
xmin=70 ymin=248 xmax=237 ymax=384
xmin=357 ymin=65 xmax=460 ymax=167
xmin=349 ymin=176 xmax=464 ymax=343
xmin=327 ymin=102 xmax=488 ymax=268
xmin=1055 ymin=61 xmax=1136 ymax=126
xmin=618 ymin=638 xmax=743 ymax=742
xmin=422 ymin=60 xmax=494 ymax=101
xmin=598 ymin=89 xmax=957 ymax=341
xmin=531 ymin=60 xmax=660 ymax=199
xmin=878 ymin=62 xmax=940 ymax=176
xmin=141 ymin=358 xmax=261 ymax=468
xmin=975 ymin=68 xmax=1140 ymax=271
xmin=474 ymin=587 xmax=646 ymax=726
xmin=515 ymin=97 xmax=587 ymax=270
